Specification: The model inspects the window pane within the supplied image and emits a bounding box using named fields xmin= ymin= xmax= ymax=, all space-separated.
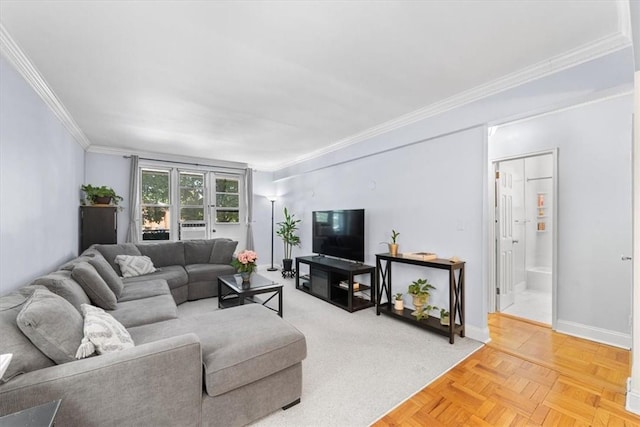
xmin=216 ymin=210 xmax=239 ymax=223
xmin=180 ymin=207 xmax=204 ymax=221
xmin=216 ymin=179 xmax=238 ymax=193
xmin=180 ymin=188 xmax=204 ymax=205
xmin=180 ymin=173 xmax=204 ymax=188
xmin=216 ymin=194 xmax=239 ymax=208
xmin=141 ymin=170 xmax=170 ymax=204
xmin=141 ymin=207 xmax=170 ymax=240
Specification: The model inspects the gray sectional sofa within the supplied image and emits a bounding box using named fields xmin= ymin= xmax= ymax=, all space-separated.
xmin=0 ymin=239 xmax=307 ymax=426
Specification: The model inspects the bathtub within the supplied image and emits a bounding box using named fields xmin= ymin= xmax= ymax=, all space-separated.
xmin=526 ymin=266 xmax=552 ymax=292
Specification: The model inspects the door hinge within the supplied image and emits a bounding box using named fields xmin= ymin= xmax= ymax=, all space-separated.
xmin=496 ymin=288 xmax=500 ymax=295
xmin=496 ymin=171 xmax=500 ymax=179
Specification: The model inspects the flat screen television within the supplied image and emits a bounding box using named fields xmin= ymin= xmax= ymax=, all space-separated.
xmin=312 ymin=209 xmax=365 ymax=262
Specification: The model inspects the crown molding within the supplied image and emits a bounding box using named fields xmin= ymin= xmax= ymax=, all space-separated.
xmin=87 ymin=144 xmax=248 ymax=170
xmin=269 ymin=31 xmax=632 ymax=172
xmin=0 ymin=24 xmax=91 ymax=149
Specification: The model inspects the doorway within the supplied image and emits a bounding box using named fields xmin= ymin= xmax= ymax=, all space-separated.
xmin=493 ymin=151 xmax=556 ymax=326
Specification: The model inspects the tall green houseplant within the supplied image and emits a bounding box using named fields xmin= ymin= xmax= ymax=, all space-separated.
xmin=276 ymin=207 xmax=301 ymax=271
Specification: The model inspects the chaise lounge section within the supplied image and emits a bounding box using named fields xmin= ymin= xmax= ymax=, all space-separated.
xmin=0 ymin=239 xmax=307 ymax=426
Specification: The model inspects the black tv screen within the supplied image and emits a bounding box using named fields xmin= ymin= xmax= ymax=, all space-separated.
xmin=312 ymin=209 xmax=365 ymax=262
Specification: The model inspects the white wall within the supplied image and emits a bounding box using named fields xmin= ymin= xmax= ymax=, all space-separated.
xmin=0 ymin=56 xmax=85 ymax=295
xmin=275 ymin=126 xmax=488 ymax=339
xmin=490 ymin=94 xmax=633 ymax=345
xmin=85 ymin=152 xmax=131 ymax=243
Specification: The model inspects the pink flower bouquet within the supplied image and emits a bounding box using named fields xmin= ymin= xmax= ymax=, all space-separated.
xmin=232 ymin=250 xmax=258 ymax=273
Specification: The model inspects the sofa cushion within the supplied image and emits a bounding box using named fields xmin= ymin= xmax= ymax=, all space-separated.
xmin=128 ymin=304 xmax=307 ymax=397
xmin=118 ymin=279 xmax=172 ymax=302
xmin=95 ymin=243 xmax=142 ymax=276
xmin=115 ymin=255 xmax=156 ymax=278
xmin=209 ymin=239 xmax=238 ymax=264
xmin=184 ymin=240 xmax=215 ymax=265
xmin=185 ymin=264 xmax=236 ymax=285
xmin=109 ymin=294 xmax=178 ymax=328
xmin=71 ymin=262 xmax=118 ymax=310
xmin=80 ymin=304 xmax=135 ymax=355
xmin=29 ymin=270 xmax=91 ymax=311
xmin=0 ymin=286 xmax=55 ymax=383
xmin=89 ymin=256 xmax=124 ymax=298
xmin=137 ymin=242 xmax=186 ymax=267
xmin=58 ymin=254 xmax=96 ymax=271
xmin=122 ymin=265 xmax=189 ymax=291
xmin=16 ymin=288 xmax=84 ymax=364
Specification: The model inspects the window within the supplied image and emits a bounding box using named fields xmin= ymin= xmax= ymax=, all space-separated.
xmin=179 ymin=172 xmax=205 ymax=222
xmin=215 ymin=177 xmax=239 ymax=223
xmin=137 ymin=165 xmax=244 ymax=241
xmin=141 ymin=169 xmax=171 ymax=240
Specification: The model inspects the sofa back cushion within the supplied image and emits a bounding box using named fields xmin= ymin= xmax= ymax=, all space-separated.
xmin=89 ymin=256 xmax=124 ymax=298
xmin=29 ymin=270 xmax=91 ymax=311
xmin=17 ymin=288 xmax=84 ymax=364
xmin=95 ymin=243 xmax=142 ymax=276
xmin=184 ymin=240 xmax=215 ymax=265
xmin=0 ymin=286 xmax=55 ymax=384
xmin=137 ymin=242 xmax=185 ymax=267
xmin=209 ymin=239 xmax=238 ymax=264
xmin=71 ymin=262 xmax=118 ymax=310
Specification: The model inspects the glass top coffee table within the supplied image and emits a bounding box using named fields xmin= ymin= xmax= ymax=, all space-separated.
xmin=217 ymin=273 xmax=283 ymax=317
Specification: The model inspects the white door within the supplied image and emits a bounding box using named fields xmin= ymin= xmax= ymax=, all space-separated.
xmin=496 ymin=164 xmax=515 ymax=310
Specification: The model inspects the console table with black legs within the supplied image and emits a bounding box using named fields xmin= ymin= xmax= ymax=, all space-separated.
xmin=375 ymin=253 xmax=465 ymax=344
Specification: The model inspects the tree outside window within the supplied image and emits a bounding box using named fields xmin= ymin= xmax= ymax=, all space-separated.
xmin=215 ymin=178 xmax=239 ymax=223
xmin=141 ymin=169 xmax=170 ymax=240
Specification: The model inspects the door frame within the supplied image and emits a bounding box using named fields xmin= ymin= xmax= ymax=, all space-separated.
xmin=488 ymin=148 xmax=559 ymax=329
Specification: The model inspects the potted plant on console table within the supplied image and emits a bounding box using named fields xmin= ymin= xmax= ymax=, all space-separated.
xmin=276 ymin=207 xmax=301 ymax=279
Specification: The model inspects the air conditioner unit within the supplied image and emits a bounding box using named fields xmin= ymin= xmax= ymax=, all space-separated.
xmin=179 ymin=222 xmax=206 ymax=240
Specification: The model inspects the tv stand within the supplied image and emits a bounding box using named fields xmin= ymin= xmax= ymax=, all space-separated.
xmin=295 ymin=256 xmax=375 ymax=313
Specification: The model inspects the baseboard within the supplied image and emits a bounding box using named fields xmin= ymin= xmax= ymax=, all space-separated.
xmin=556 ymin=319 xmax=631 ymax=349
xmin=514 ymin=281 xmax=526 ymax=293
xmin=465 ymin=324 xmax=491 ymax=343
xmin=626 ymin=378 xmax=640 ymax=415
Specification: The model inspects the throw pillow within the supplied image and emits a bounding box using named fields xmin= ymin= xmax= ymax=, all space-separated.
xmin=71 ymin=262 xmax=118 ymax=310
xmin=0 ymin=286 xmax=55 ymax=383
xmin=77 ymin=304 xmax=134 ymax=357
xmin=17 ymin=289 xmax=84 ymax=364
xmin=209 ymin=239 xmax=238 ymax=264
xmin=89 ymin=257 xmax=124 ymax=298
xmin=115 ymin=255 xmax=156 ymax=278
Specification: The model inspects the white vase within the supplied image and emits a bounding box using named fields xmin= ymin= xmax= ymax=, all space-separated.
xmin=394 ymin=299 xmax=404 ymax=311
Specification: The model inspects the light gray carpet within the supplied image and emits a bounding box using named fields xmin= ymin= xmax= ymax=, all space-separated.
xmin=178 ymin=269 xmax=482 ymax=427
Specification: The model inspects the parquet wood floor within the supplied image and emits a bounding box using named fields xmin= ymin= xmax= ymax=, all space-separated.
xmin=373 ymin=313 xmax=640 ymax=426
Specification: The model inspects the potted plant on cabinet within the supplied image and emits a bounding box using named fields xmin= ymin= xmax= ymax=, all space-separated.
xmin=276 ymin=207 xmax=301 ymax=278
xmin=393 ymin=293 xmax=404 ymax=311
xmin=407 ymin=278 xmax=435 ymax=316
xmin=81 ymin=184 xmax=123 ymax=206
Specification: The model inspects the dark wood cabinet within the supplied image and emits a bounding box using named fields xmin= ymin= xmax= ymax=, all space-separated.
xmin=79 ymin=206 xmax=117 ymax=252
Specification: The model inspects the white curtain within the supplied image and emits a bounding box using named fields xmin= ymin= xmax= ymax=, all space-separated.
xmin=126 ymin=155 xmax=140 ymax=243
xmin=245 ymin=168 xmax=254 ymax=250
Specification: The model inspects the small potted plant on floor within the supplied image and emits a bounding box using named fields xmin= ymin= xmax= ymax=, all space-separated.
xmin=407 ymin=278 xmax=435 ymax=315
xmin=81 ymin=184 xmax=123 ymax=206
xmin=276 ymin=207 xmax=301 ymax=278
xmin=393 ymin=292 xmax=404 ymax=311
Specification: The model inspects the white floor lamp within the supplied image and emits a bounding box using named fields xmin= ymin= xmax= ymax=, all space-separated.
xmin=267 ymin=196 xmax=277 ymax=271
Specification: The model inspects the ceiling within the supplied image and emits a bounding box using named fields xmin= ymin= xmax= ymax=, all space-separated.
xmin=0 ymin=1 xmax=630 ymax=170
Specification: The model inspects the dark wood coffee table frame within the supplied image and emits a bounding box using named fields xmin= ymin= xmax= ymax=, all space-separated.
xmin=217 ymin=273 xmax=283 ymax=317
